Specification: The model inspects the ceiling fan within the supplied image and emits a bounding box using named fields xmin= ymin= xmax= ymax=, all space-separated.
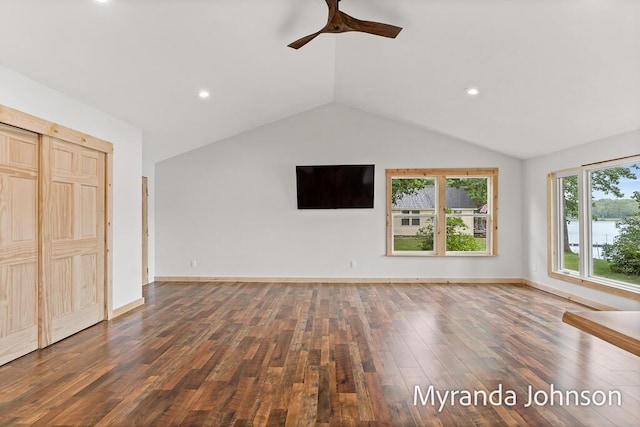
xmin=288 ymin=0 xmax=402 ymax=49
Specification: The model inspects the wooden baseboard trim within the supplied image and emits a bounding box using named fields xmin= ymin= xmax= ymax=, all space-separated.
xmin=522 ymin=279 xmax=618 ymax=311
xmin=112 ymin=298 xmax=145 ymax=319
xmin=548 ymin=271 xmax=640 ymax=301
xmin=154 ymin=276 xmax=523 ymax=285
xmin=154 ymin=276 xmax=630 ymax=310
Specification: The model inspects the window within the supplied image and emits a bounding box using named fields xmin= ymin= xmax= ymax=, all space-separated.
xmin=400 ymin=210 xmax=421 ymax=226
xmin=550 ymin=155 xmax=640 ymax=295
xmin=412 ymin=211 xmax=420 ymax=226
xmin=555 ymin=173 xmax=580 ymax=273
xmin=387 ymin=168 xmax=498 ymax=256
xmin=446 ymin=177 xmax=491 ymax=253
xmin=401 ymin=210 xmax=410 ymax=226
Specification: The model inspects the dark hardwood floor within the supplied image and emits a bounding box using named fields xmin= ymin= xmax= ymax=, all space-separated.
xmin=0 ymin=281 xmax=638 ymax=426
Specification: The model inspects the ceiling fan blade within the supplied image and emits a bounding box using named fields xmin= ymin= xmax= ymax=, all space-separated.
xmin=325 ymin=0 xmax=338 ymax=14
xmin=288 ymin=31 xmax=323 ymax=49
xmin=340 ymin=12 xmax=402 ymax=38
xmin=287 ymin=0 xmax=401 ymax=48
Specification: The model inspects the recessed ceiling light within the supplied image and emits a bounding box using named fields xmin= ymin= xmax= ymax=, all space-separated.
xmin=95 ymin=0 xmax=109 ymax=3
xmin=465 ymin=87 xmax=480 ymax=97
xmin=198 ymin=90 xmax=211 ymax=99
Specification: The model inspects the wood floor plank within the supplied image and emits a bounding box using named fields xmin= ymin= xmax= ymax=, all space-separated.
xmin=0 ymin=281 xmax=638 ymax=426
xmin=284 ymin=382 xmax=304 ymax=427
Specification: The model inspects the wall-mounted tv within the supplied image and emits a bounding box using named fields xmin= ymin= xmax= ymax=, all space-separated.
xmin=296 ymin=164 xmax=375 ymax=209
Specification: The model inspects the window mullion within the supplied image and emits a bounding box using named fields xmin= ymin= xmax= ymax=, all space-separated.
xmin=436 ymin=175 xmax=446 ymax=255
xmin=554 ymin=177 xmax=564 ymax=270
xmin=578 ymin=171 xmax=589 ymax=279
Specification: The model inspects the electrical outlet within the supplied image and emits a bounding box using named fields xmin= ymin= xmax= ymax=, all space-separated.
xmin=190 ymin=259 xmax=197 ymax=268
xmin=350 ymin=260 xmax=357 ymax=268
xmin=532 ymin=263 xmax=537 ymax=272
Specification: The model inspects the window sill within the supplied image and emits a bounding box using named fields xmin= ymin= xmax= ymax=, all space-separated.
xmin=387 ymin=252 xmax=496 ymax=257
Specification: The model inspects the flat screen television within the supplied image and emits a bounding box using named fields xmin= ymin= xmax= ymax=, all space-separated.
xmin=296 ymin=164 xmax=375 ymax=209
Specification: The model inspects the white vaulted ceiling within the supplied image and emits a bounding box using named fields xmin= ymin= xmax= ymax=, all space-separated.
xmin=0 ymin=0 xmax=638 ymax=162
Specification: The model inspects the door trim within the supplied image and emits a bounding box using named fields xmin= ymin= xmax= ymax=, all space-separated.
xmin=0 ymin=105 xmax=113 ymax=154
xmin=142 ymin=176 xmax=149 ymax=286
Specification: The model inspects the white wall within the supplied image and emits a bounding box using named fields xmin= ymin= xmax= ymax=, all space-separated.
xmin=0 ymin=65 xmax=143 ymax=310
xmin=156 ymin=103 xmax=523 ymax=279
xmin=523 ymin=129 xmax=640 ymax=310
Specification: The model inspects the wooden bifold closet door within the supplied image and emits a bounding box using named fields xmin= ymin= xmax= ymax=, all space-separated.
xmin=0 ymin=121 xmax=108 ymax=365
xmin=40 ymin=136 xmax=106 ymax=346
xmin=0 ymin=124 xmax=39 ymax=365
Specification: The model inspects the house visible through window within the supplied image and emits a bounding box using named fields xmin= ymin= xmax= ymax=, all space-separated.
xmin=550 ymin=155 xmax=640 ymax=295
xmin=387 ymin=168 xmax=498 ymax=256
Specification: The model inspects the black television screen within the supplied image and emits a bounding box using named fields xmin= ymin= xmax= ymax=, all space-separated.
xmin=296 ymin=164 xmax=375 ymax=209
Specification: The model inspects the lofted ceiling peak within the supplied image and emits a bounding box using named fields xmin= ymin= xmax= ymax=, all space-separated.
xmin=0 ymin=0 xmax=638 ymax=162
